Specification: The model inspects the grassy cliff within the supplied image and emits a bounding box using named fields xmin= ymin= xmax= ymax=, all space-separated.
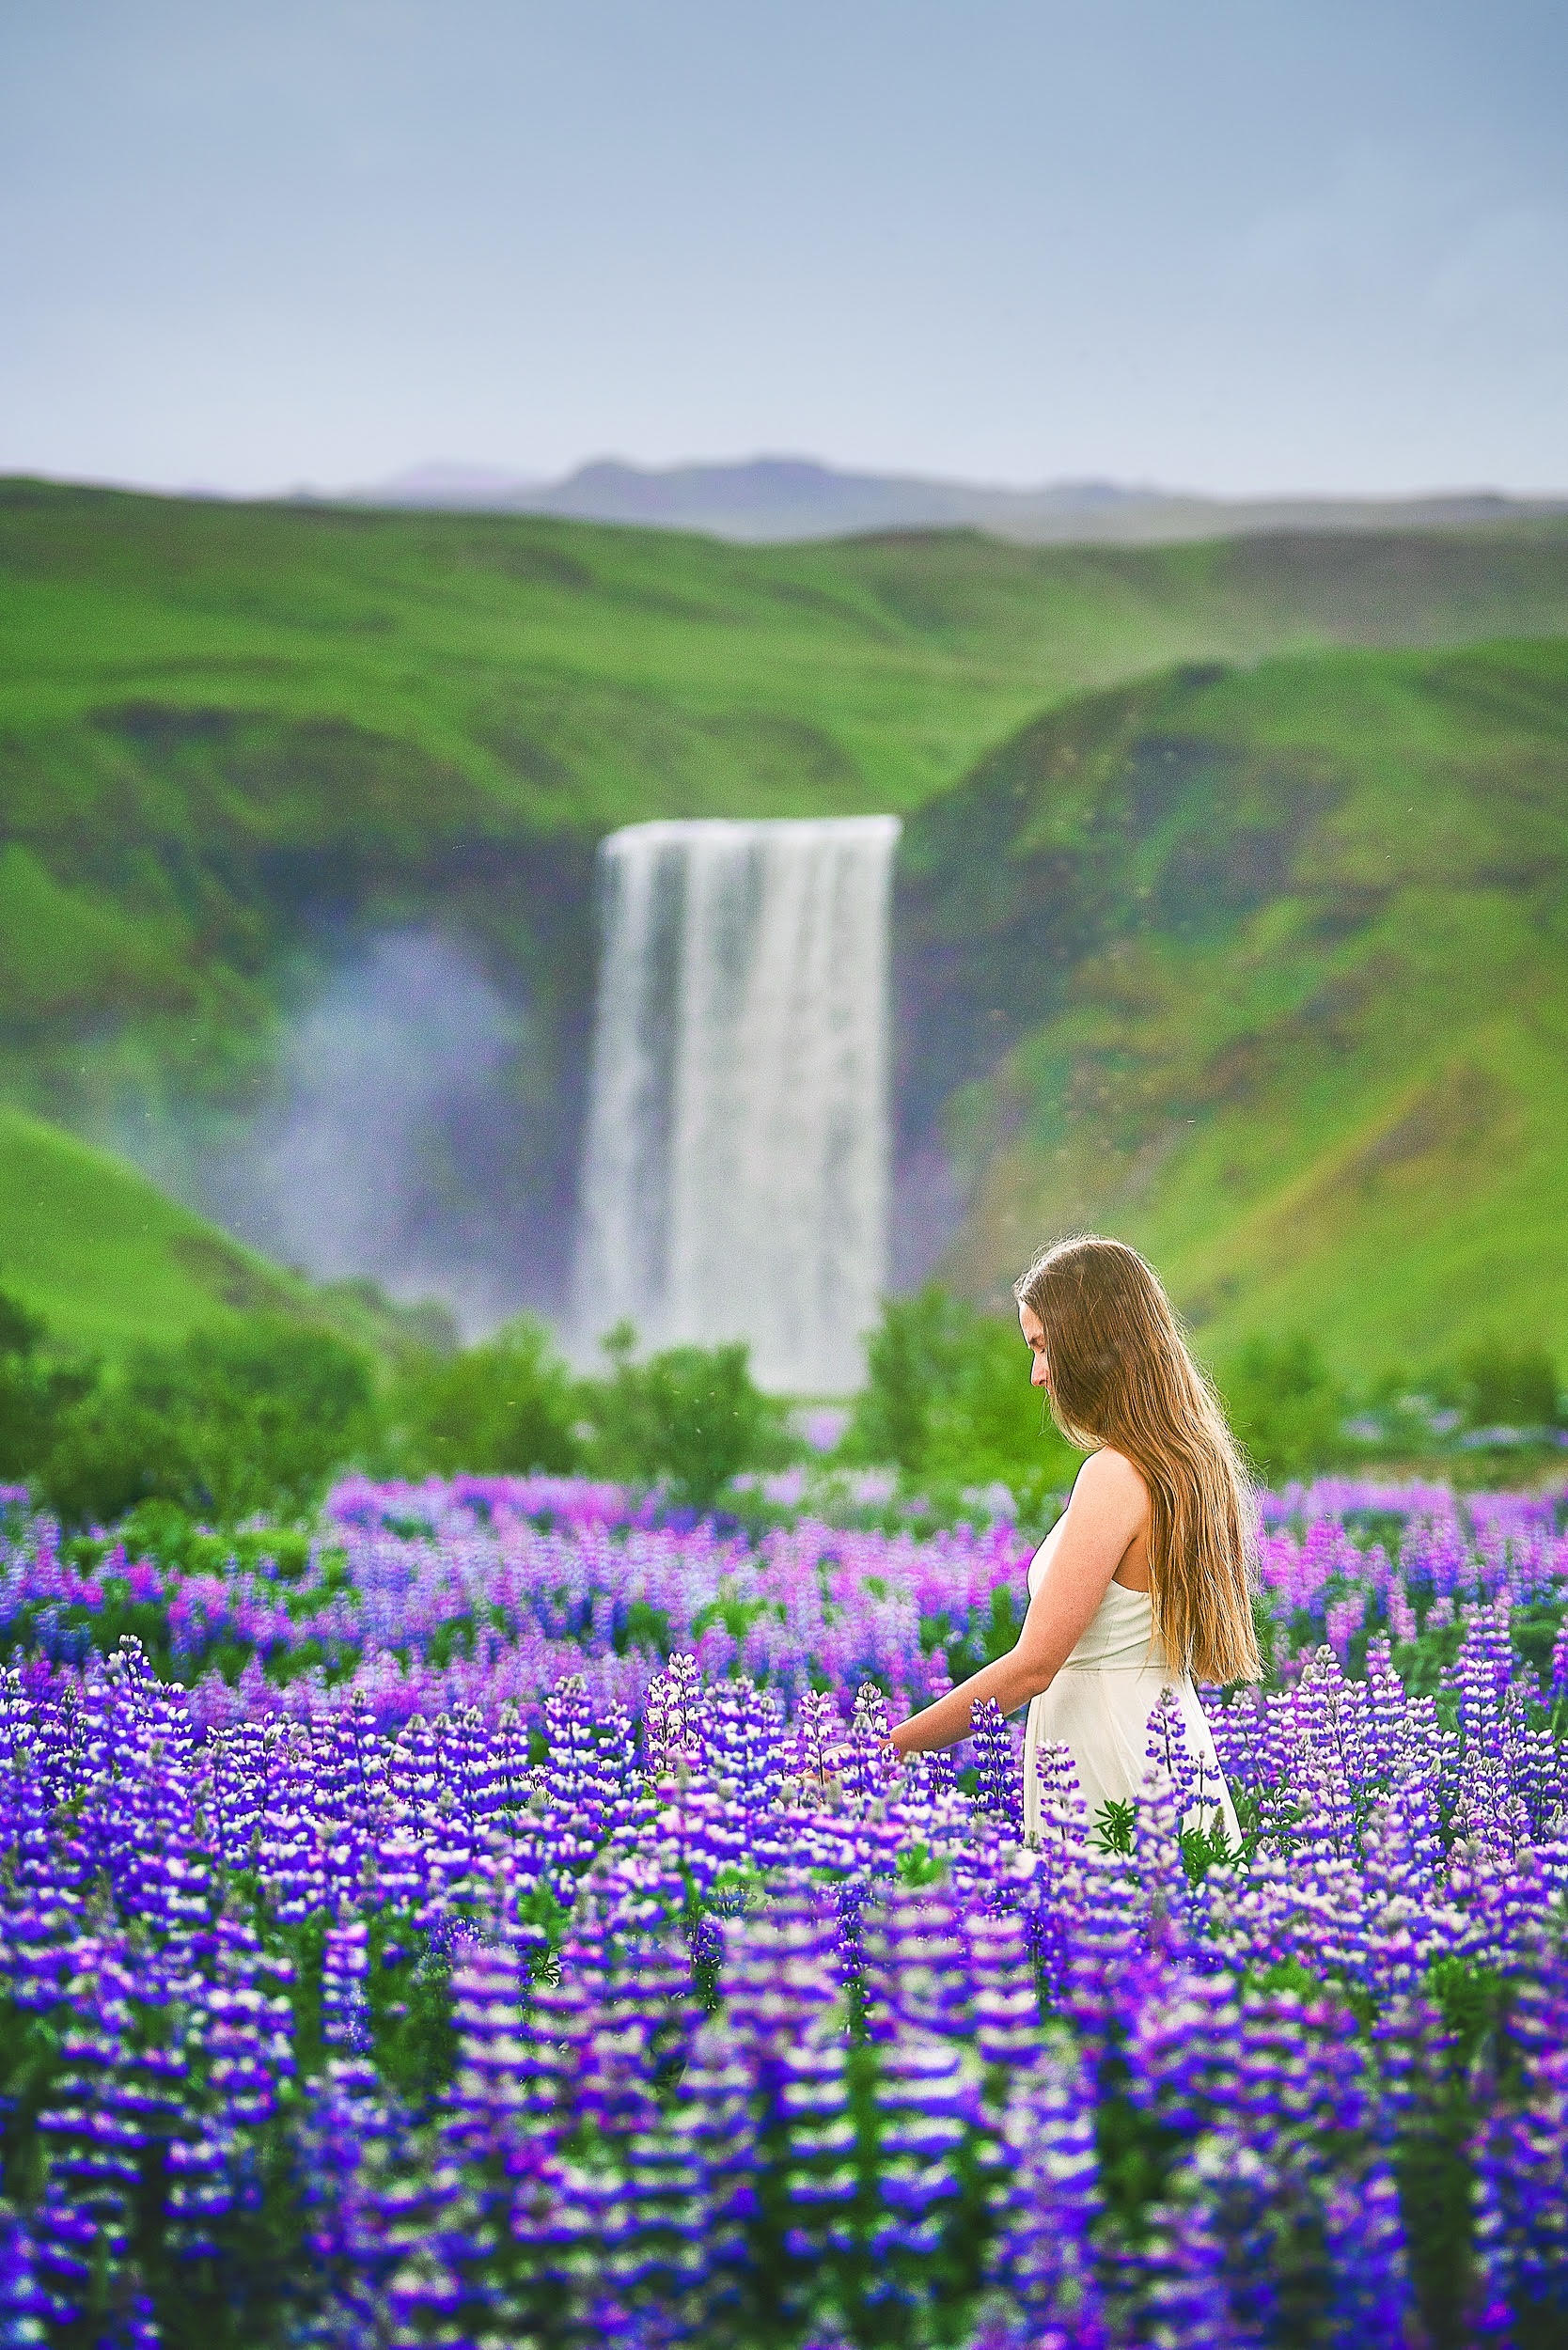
xmin=899 ymin=635 xmax=1568 ymax=1368
xmin=7 ymin=477 xmax=1568 ymax=1110
xmin=0 ymin=1106 xmax=460 ymax=1360
xmin=0 ymin=1104 xmax=311 ymax=1351
xmin=4 ymin=479 xmax=1568 ymax=1364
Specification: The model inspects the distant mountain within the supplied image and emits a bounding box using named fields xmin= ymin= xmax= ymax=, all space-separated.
xmin=346 ymin=452 xmax=1568 ymax=544
xmin=371 ymin=462 xmax=546 ymax=503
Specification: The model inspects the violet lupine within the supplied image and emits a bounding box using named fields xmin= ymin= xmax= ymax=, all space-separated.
xmin=8 ymin=1469 xmax=1564 ymax=1737
xmin=0 ymin=2207 xmax=49 ymax=2345
xmin=971 ymin=1697 xmax=1024 ymax=1837
xmin=985 ymin=2045 xmax=1104 ymax=2339
xmin=0 ymin=1477 xmax=1565 ymax=2340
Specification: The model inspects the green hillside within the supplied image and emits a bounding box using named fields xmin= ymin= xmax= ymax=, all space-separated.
xmin=7 ymin=477 xmax=1568 ymax=1117
xmin=899 ymin=634 xmax=1568 ymax=1369
xmin=0 ymin=1104 xmax=310 ymax=1353
xmin=0 ymin=1105 xmax=457 ymax=1363
xmin=4 ymin=479 xmax=1568 ymax=1369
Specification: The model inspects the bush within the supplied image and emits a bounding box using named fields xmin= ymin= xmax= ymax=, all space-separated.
xmin=842 ymin=1285 xmax=973 ymax=1472
xmin=577 ymin=1324 xmax=793 ymax=1507
xmin=843 ymin=1286 xmax=1081 ymax=1502
xmin=39 ymin=1314 xmax=377 ymax=1528
xmin=0 ymin=1292 xmax=94 ymax=1481
xmin=921 ymin=1314 xmax=1082 ymax=1500
xmin=392 ymin=1316 xmax=580 ymax=1476
xmin=1458 ymin=1340 xmax=1561 ymax=1432
xmin=1217 ymin=1332 xmax=1351 ymax=1483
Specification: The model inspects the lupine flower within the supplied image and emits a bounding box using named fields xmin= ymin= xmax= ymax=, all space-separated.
xmin=0 ymin=1476 xmax=1566 ymax=2341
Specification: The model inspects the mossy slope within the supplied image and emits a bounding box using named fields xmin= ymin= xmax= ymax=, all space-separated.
xmin=6 ymin=483 xmax=1568 ymax=1365
xmin=901 ymin=636 xmax=1568 ymax=1368
xmin=7 ymin=478 xmax=1568 ymax=1111
xmin=0 ymin=1106 xmax=310 ymax=1354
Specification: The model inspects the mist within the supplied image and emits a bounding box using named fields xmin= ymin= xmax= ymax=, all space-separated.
xmin=109 ymin=916 xmax=968 ymax=1343
xmin=137 ymin=932 xmax=575 ymax=1337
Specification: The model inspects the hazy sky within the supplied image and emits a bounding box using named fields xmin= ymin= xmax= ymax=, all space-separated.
xmin=3 ymin=0 xmax=1565 ymax=494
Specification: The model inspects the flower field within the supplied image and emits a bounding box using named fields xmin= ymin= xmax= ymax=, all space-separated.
xmin=2 ymin=1477 xmax=1568 ymax=2346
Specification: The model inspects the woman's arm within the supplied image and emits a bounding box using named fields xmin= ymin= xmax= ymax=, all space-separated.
xmin=888 ymin=1449 xmax=1149 ymax=1755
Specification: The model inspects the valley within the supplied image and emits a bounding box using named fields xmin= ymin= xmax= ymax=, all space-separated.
xmin=3 ymin=477 xmax=1567 ymax=1365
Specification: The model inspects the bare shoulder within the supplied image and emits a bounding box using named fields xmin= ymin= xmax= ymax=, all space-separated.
xmin=1071 ymin=1447 xmax=1150 ymax=1522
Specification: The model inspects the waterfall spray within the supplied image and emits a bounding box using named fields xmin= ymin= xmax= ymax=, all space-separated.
xmin=572 ymin=816 xmax=901 ymax=1392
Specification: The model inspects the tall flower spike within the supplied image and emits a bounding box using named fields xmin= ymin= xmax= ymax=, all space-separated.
xmin=971 ymin=1699 xmax=1024 ymax=1838
xmin=964 ymin=1908 xmax=1043 ymax=2072
xmin=985 ymin=2044 xmax=1104 ymax=2332
xmin=800 ymin=1686 xmax=847 ymax=1804
xmin=321 ymin=1916 xmax=373 ymax=2054
xmin=847 ymin=1680 xmax=898 ymax=1806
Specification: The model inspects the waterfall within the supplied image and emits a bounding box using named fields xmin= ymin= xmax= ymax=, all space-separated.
xmin=572 ymin=815 xmax=901 ymax=1392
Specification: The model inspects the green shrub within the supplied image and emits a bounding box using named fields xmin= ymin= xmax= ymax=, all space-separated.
xmin=841 ymin=1285 xmax=973 ymax=1472
xmin=1216 ymin=1331 xmax=1351 ymax=1483
xmin=392 ymin=1315 xmax=580 ymax=1476
xmin=921 ymin=1312 xmax=1082 ymax=1497
xmin=39 ymin=1314 xmax=376 ymax=1528
xmin=0 ymin=1292 xmax=94 ymax=1481
xmin=843 ymin=1286 xmax=1081 ymax=1501
xmin=577 ymin=1324 xmax=793 ymax=1507
xmin=0 ymin=1294 xmax=45 ymax=1359
xmin=1457 ymin=1340 xmax=1561 ymax=1432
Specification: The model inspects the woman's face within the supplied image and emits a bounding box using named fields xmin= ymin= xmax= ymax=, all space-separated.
xmin=1018 ymin=1301 xmax=1052 ymax=1390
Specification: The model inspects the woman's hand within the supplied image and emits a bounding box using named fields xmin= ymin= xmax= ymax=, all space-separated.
xmin=887 ymin=1449 xmax=1149 ymax=1755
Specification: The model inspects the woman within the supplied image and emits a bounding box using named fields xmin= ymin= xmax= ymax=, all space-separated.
xmin=889 ymin=1234 xmax=1258 ymax=1843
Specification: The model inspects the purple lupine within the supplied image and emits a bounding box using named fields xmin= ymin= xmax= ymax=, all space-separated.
xmin=0 ymin=2205 xmax=48 ymax=2347
xmin=294 ymin=2059 xmax=403 ymax=2343
xmin=971 ymin=1698 xmax=1024 ymax=1837
xmin=984 ymin=2044 xmax=1104 ymax=2334
xmin=866 ymin=2028 xmax=982 ymax=2267
xmin=860 ymin=1883 xmax=972 ymax=2044
xmin=1 ymin=1473 xmax=1568 ymax=2339
xmin=964 ymin=1906 xmax=1042 ymax=2071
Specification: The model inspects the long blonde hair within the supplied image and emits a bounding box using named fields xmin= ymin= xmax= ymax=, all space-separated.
xmin=1014 ymin=1234 xmax=1261 ymax=1685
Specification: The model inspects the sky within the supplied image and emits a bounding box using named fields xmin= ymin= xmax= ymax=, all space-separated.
xmin=2 ymin=0 xmax=1565 ymax=497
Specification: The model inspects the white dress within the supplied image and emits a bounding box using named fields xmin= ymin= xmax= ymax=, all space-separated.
xmin=1021 ymin=1557 xmax=1240 ymax=1846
